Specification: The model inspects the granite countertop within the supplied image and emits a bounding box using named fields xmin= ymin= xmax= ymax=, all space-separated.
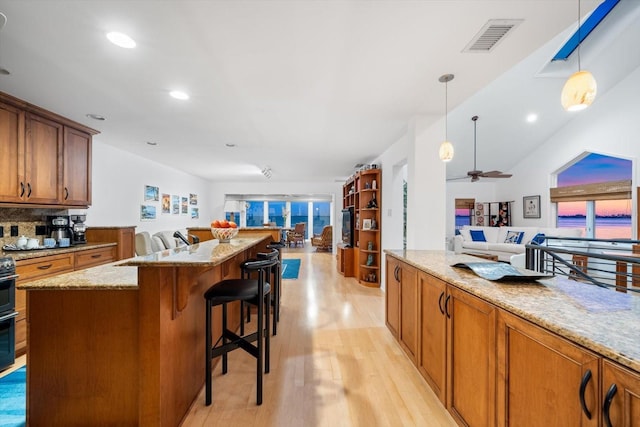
xmin=385 ymin=249 xmax=640 ymax=373
xmin=17 ymin=236 xmax=268 ymax=291
xmin=121 ymin=236 xmax=268 ymax=267
xmin=4 ymin=242 xmax=117 ymax=262
xmin=188 ymin=226 xmax=282 ymax=231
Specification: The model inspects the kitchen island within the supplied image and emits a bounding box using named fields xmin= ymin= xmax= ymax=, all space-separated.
xmin=188 ymin=226 xmax=282 ymax=243
xmin=385 ymin=250 xmax=640 ymax=427
xmin=18 ymin=236 xmax=271 ymax=426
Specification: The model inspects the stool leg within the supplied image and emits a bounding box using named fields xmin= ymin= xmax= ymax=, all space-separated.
xmin=256 ymin=280 xmax=264 ymax=405
xmin=222 ymin=303 xmax=228 ymax=375
xmin=265 ymin=291 xmax=270 ymax=374
xmin=239 ymin=301 xmax=245 ymax=336
xmin=205 ymin=299 xmax=212 ymax=406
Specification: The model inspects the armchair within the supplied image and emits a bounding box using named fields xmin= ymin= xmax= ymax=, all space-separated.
xmin=286 ymin=222 xmax=306 ymax=247
xmin=311 ymin=225 xmax=332 ymax=251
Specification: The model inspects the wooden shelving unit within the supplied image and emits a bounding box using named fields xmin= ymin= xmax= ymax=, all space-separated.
xmin=339 ymin=168 xmax=381 ymax=287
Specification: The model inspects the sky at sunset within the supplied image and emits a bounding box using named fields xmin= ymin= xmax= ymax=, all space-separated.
xmin=557 ymin=153 xmax=632 ymax=216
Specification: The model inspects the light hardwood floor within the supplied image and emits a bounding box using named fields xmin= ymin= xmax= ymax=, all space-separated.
xmin=182 ymin=244 xmax=456 ymax=426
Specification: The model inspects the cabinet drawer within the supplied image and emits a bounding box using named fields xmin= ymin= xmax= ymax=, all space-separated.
xmin=16 ymin=254 xmax=75 ymax=282
xmin=15 ymin=318 xmax=27 ymax=356
xmin=74 ymin=246 xmax=115 ymax=270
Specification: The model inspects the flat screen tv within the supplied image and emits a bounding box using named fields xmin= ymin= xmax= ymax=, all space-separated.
xmin=341 ymin=208 xmax=354 ymax=247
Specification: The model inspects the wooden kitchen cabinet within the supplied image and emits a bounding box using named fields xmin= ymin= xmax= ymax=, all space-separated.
xmin=0 ymin=101 xmax=25 ymax=202
xmin=447 ymin=285 xmax=496 ymax=427
xmin=385 ymin=256 xmax=401 ymax=338
xmin=24 ymin=113 xmax=64 ymax=204
xmin=0 ymin=91 xmax=97 ymax=207
xmin=62 ymin=126 xmax=92 ymax=206
xmin=74 ymin=246 xmax=116 ymax=270
xmin=602 ymin=360 xmax=640 ymax=427
xmin=398 ymin=262 xmax=418 ymax=364
xmin=497 ymin=310 xmax=599 ymax=427
xmin=86 ymin=227 xmax=136 ymax=260
xmin=417 ymin=271 xmax=447 ymax=403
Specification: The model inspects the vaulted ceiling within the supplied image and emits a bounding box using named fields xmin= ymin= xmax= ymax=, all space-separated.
xmin=1 ymin=0 xmax=636 ymax=183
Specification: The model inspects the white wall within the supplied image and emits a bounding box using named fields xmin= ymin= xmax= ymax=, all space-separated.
xmin=81 ymin=141 xmax=213 ymax=234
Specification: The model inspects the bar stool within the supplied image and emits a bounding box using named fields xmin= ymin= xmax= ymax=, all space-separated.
xmin=204 ymin=252 xmax=278 ymax=406
xmin=241 ymin=245 xmax=283 ymax=336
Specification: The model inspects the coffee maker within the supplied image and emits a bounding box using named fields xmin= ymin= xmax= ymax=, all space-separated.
xmin=70 ymin=215 xmax=87 ymax=245
xmin=47 ymin=215 xmax=72 ymax=243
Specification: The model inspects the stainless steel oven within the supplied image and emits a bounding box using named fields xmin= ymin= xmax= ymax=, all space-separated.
xmin=0 ymin=257 xmax=17 ymax=371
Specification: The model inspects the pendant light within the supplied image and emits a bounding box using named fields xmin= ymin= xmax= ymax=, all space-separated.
xmin=561 ymin=0 xmax=597 ymax=111
xmin=438 ymin=74 xmax=454 ymax=162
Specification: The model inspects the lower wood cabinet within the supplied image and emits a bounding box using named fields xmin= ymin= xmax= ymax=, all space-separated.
xmin=385 ymin=256 xmax=401 ymax=338
xmin=74 ymin=246 xmax=116 ymax=270
xmin=447 ymin=285 xmax=496 ymax=427
xmin=602 ymin=360 xmax=640 ymax=427
xmin=85 ymin=226 xmax=136 ymax=260
xmin=398 ymin=263 xmax=418 ymax=364
xmin=418 ymin=271 xmax=447 ymax=403
xmin=497 ymin=310 xmax=599 ymax=427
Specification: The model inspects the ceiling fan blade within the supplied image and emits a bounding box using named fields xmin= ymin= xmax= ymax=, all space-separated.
xmin=446 ymin=176 xmax=472 ymax=182
xmin=480 ymin=170 xmax=512 ymax=178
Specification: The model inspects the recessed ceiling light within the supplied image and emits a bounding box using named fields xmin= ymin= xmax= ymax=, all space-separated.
xmin=526 ymin=113 xmax=538 ymax=123
xmin=106 ymin=32 xmax=136 ymax=49
xmin=146 ymin=141 xmax=158 ymax=146
xmin=86 ymin=113 xmax=105 ymax=121
xmin=169 ymin=90 xmax=189 ymax=100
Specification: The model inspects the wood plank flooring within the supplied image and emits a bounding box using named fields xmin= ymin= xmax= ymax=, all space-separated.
xmin=182 ymin=245 xmax=456 ymax=426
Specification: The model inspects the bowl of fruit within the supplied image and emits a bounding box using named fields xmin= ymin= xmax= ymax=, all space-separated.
xmin=210 ymin=219 xmax=239 ymax=243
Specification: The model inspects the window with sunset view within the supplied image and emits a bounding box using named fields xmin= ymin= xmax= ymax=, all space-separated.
xmin=556 ymin=153 xmax=632 ymax=239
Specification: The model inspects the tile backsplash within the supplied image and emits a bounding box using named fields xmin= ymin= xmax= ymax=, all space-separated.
xmin=0 ymin=208 xmax=69 ymax=248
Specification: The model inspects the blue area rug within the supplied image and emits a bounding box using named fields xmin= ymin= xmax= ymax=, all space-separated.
xmin=0 ymin=366 xmax=26 ymax=427
xmin=282 ymin=258 xmax=301 ymax=279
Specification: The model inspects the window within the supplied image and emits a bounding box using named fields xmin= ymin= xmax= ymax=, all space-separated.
xmin=268 ymin=201 xmax=286 ymax=226
xmin=454 ymin=198 xmax=475 ymax=232
xmin=290 ymin=201 xmax=308 ymax=233
xmin=312 ymin=202 xmax=330 ymax=236
xmin=245 ymin=201 xmax=264 ymax=227
xmin=553 ymin=153 xmax=632 ymax=239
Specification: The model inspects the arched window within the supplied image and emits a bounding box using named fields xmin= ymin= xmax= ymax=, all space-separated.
xmin=552 ymin=153 xmax=632 ymax=239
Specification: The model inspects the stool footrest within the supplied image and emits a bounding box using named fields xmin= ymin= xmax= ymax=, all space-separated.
xmin=210 ymin=329 xmax=259 ymax=359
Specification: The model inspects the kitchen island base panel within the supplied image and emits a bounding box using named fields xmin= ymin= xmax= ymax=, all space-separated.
xmin=26 ymin=245 xmax=250 ymax=426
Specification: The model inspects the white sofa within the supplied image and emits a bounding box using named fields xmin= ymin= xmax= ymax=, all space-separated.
xmin=453 ymin=225 xmax=583 ymax=262
xmin=135 ymin=230 xmax=189 ymax=255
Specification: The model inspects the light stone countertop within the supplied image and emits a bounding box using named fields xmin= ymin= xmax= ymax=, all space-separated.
xmin=17 ymin=236 xmax=268 ymax=291
xmin=385 ymin=249 xmax=640 ymax=373
xmin=188 ymin=226 xmax=282 ymax=231
xmin=4 ymin=242 xmax=117 ymax=262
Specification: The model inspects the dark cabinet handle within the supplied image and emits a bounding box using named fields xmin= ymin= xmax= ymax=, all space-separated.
xmin=64 ymin=187 xmax=69 ymax=200
xmin=27 ymin=183 xmax=32 ymax=197
xmin=394 ymin=265 xmax=400 ymax=282
xmin=579 ymin=369 xmax=592 ymax=420
xmin=37 ymin=264 xmax=53 ymax=270
xmin=603 ymin=383 xmax=617 ymax=427
xmin=444 ymin=295 xmax=451 ymax=318
xmin=20 ymin=182 xmax=25 ymax=197
xmin=438 ymin=291 xmax=445 ymax=315
xmin=91 ymin=254 xmax=102 ymax=259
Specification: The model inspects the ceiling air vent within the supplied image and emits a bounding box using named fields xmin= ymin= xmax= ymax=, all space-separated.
xmin=463 ymin=19 xmax=523 ymax=53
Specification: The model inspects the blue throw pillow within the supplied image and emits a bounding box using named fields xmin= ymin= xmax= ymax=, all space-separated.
xmin=470 ymin=230 xmax=486 ymax=242
xmin=504 ymin=230 xmax=524 ymax=244
xmin=530 ymin=233 xmax=545 ymax=245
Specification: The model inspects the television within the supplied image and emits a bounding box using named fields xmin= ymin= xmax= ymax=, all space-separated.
xmin=341 ymin=208 xmax=354 ymax=247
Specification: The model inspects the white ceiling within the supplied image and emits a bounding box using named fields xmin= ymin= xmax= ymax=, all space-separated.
xmin=1 ymin=0 xmax=635 ymax=184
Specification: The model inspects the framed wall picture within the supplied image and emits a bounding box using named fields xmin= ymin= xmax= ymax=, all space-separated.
xmin=144 ymin=185 xmax=159 ymax=201
xmin=161 ymin=194 xmax=171 ymax=214
xmin=523 ymin=195 xmax=541 ymax=218
xmin=362 ymin=219 xmax=372 ymax=230
xmin=140 ymin=204 xmax=157 ymax=221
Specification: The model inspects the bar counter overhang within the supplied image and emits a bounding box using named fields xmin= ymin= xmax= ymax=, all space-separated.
xmin=18 ymin=236 xmax=271 ymax=426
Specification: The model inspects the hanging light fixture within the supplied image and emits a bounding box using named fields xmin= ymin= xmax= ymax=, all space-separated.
xmin=0 ymin=12 xmax=10 ymax=76
xmin=438 ymin=74 xmax=455 ymax=162
xmin=561 ymin=0 xmax=597 ymax=111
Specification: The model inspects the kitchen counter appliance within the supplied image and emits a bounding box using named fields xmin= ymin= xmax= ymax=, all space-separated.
xmin=47 ymin=215 xmax=72 ymax=244
xmin=70 ymin=215 xmax=87 ymax=245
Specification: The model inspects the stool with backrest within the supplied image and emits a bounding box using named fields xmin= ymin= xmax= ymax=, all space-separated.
xmin=240 ymin=243 xmax=284 ymax=335
xmin=204 ymin=251 xmax=278 ymax=406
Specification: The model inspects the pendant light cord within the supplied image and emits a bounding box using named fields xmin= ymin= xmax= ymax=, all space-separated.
xmin=444 ymin=81 xmax=448 ymax=140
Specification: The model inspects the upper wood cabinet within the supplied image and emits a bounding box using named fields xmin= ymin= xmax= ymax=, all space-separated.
xmin=0 ymin=91 xmax=97 ymax=207
xmin=63 ymin=127 xmax=92 ymax=206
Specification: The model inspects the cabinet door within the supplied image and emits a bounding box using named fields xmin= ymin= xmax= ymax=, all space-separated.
xmin=24 ymin=113 xmax=63 ymax=204
xmin=417 ymin=271 xmax=447 ymax=403
xmin=0 ymin=101 xmax=25 ymax=202
xmin=63 ymin=127 xmax=92 ymax=206
xmin=497 ymin=310 xmax=599 ymax=427
xmin=602 ymin=360 xmax=640 ymax=427
xmin=447 ymin=286 xmax=496 ymax=427
xmin=119 ymin=228 xmax=136 ymax=260
xmin=399 ymin=263 xmax=418 ymax=363
xmin=385 ymin=256 xmax=400 ymax=337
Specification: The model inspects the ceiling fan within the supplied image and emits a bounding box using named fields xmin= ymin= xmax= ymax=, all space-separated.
xmin=450 ymin=115 xmax=512 ymax=182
